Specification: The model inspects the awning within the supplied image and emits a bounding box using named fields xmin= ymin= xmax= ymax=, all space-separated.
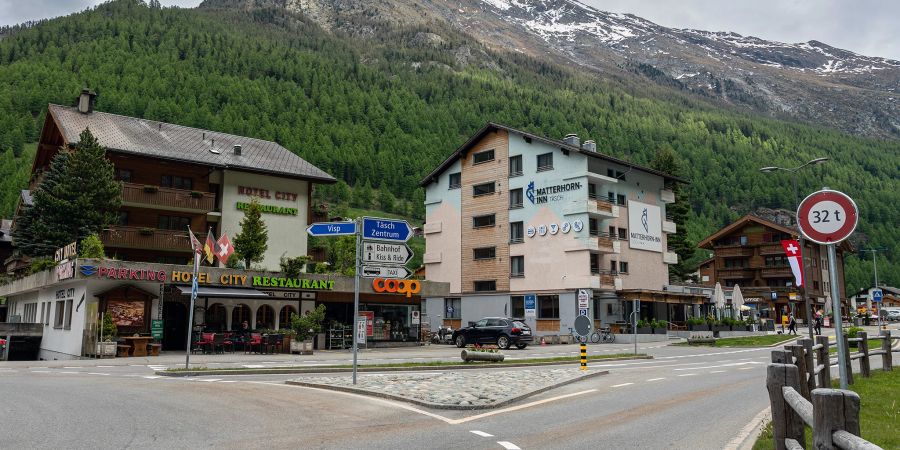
xmin=173 ymin=285 xmax=272 ymax=299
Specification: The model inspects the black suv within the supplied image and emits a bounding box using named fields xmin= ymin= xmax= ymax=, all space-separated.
xmin=452 ymin=317 xmax=533 ymax=349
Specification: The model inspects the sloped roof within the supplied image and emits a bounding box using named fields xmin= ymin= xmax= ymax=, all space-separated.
xmin=48 ymin=104 xmax=335 ymax=183
xmin=419 ymin=122 xmax=686 ymax=187
xmin=697 ymin=213 xmax=853 ymax=251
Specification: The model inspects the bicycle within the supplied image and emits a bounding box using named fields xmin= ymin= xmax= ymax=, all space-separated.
xmin=589 ymin=326 xmax=615 ymax=344
xmin=568 ymin=328 xmax=588 ymax=344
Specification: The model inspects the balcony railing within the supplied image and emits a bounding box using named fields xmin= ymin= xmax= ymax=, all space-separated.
xmin=587 ymin=193 xmax=616 ymax=215
xmin=590 ymin=269 xmax=617 ymax=287
xmin=717 ymin=247 xmax=754 ymax=257
xmin=589 ymin=232 xmax=616 ymax=253
xmin=101 ymin=226 xmax=192 ymax=252
xmin=759 ymin=244 xmax=786 ymax=255
xmin=717 ymin=268 xmax=753 ymax=279
xmin=761 ymin=266 xmax=793 ymax=278
xmin=121 ymin=182 xmax=216 ymax=212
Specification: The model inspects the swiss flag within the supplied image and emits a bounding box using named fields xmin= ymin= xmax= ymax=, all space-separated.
xmin=781 ymin=240 xmax=804 ymax=287
xmin=215 ymin=233 xmax=235 ymax=265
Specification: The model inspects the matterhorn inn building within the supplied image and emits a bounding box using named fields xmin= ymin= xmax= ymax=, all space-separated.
xmin=420 ymin=124 xmax=701 ymax=337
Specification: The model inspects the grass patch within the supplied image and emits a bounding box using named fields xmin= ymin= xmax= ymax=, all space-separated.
xmin=165 ymin=353 xmax=646 ymax=372
xmin=675 ymin=334 xmax=798 ymax=347
xmin=753 ymin=369 xmax=900 ymax=449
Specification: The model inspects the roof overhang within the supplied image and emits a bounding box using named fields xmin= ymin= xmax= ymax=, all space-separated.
xmin=174 ymin=285 xmax=272 ymax=299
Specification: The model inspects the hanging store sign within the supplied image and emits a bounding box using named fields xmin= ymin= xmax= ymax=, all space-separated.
xmin=627 ymin=200 xmax=662 ymax=253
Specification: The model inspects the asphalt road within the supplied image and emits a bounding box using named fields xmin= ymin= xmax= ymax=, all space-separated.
xmin=1 ymin=331 xmax=896 ymax=449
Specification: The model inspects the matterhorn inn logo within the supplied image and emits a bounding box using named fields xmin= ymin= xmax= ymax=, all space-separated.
xmin=641 ymin=208 xmax=649 ymax=233
xmin=526 ymin=181 xmax=536 ymax=204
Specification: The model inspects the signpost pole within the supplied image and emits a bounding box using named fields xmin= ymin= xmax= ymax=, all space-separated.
xmin=828 ymin=244 xmax=849 ymax=390
xmin=352 ymin=218 xmax=361 ymax=385
xmin=185 ymin=252 xmax=199 ymax=370
xmin=872 ymin=252 xmax=880 ymax=329
xmin=632 ymin=299 xmax=638 ymax=356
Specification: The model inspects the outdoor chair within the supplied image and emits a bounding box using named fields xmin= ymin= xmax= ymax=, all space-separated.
xmin=246 ymin=333 xmax=263 ymax=354
xmin=270 ymin=334 xmax=284 ymax=354
xmin=212 ymin=333 xmax=226 ymax=354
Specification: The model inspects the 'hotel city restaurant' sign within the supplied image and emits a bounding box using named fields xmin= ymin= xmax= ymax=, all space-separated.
xmin=79 ymin=264 xmax=334 ymax=290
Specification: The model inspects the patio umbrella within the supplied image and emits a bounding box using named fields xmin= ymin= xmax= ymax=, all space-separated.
xmin=732 ymin=284 xmax=744 ymax=319
xmin=714 ymin=282 xmax=725 ymax=319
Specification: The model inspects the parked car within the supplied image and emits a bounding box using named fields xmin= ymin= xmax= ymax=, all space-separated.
xmin=452 ymin=317 xmax=533 ymax=349
xmin=885 ymin=309 xmax=900 ymax=322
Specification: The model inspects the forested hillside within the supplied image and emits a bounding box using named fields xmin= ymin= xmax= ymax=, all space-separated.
xmin=0 ymin=0 xmax=896 ymax=288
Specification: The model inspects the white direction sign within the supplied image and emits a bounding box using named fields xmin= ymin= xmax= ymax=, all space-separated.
xmin=362 ymin=241 xmax=413 ymax=265
xmin=361 ymin=265 xmax=412 ymax=279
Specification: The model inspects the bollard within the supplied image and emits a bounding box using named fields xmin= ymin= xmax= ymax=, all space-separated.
xmin=815 ymin=336 xmax=831 ymax=389
xmin=580 ymin=343 xmax=587 ymax=371
xmin=881 ymin=330 xmax=892 ymax=371
xmin=857 ymin=331 xmax=870 ymax=378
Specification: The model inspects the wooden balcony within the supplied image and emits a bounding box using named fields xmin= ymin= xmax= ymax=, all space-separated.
xmin=594 ymin=198 xmax=614 ymax=215
xmin=595 ymin=233 xmax=616 ymax=253
xmin=121 ymin=182 xmax=215 ymax=213
xmin=591 ymin=270 xmax=616 ymax=288
xmin=759 ymin=244 xmax=785 ymax=255
xmin=717 ymin=268 xmax=753 ymax=279
xmin=101 ymin=227 xmax=192 ymax=252
xmin=761 ymin=266 xmax=793 ymax=278
xmin=716 ymin=246 xmax=754 ymax=257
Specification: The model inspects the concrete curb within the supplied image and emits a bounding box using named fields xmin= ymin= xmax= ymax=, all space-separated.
xmin=155 ymin=355 xmax=651 ymax=377
xmin=727 ymin=406 xmax=771 ymax=450
xmin=284 ymin=369 xmax=610 ymax=410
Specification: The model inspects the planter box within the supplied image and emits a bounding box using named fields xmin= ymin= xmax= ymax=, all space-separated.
xmin=688 ymin=324 xmax=710 ymax=331
xmin=712 ymin=325 xmax=730 ymax=332
xmin=290 ymin=339 xmax=314 ymax=355
xmin=95 ymin=342 xmax=117 ymax=357
xmin=652 ymin=328 xmax=667 ymax=335
xmin=460 ymin=349 xmax=505 ymax=362
xmin=636 ymin=327 xmax=653 ymax=334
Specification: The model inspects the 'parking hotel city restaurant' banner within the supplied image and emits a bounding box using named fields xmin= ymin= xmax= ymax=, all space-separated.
xmin=627 ymin=200 xmax=662 ymax=252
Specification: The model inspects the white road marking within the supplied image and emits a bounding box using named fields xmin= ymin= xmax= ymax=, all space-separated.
xmin=611 ymin=383 xmax=633 ymax=387
xmin=97 ymin=365 xmax=115 ymax=368
xmin=673 ymin=361 xmax=763 ymax=371
xmin=710 ymin=370 xmax=726 ymax=374
xmin=143 ymin=375 xmax=162 ymax=379
xmin=677 ymin=373 xmax=697 ymax=377
xmin=242 ymin=365 xmax=265 ymax=368
xmin=646 ymin=378 xmax=665 ymax=382
xmin=87 ymin=372 xmax=110 ymax=376
xmin=218 ymin=380 xmax=239 ymax=383
xmin=498 ymin=442 xmax=521 ymax=450
xmin=60 ymin=371 xmax=80 ymax=374
xmin=197 ymin=378 xmax=222 ymax=382
xmin=31 ymin=370 xmax=52 ymax=373
xmin=470 ymin=430 xmax=494 ymax=437
xmin=63 ymin=366 xmax=80 ymax=369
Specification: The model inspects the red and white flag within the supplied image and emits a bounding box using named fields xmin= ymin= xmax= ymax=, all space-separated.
xmin=781 ymin=239 xmax=804 ymax=287
xmin=188 ymin=227 xmax=203 ymax=255
xmin=215 ymin=233 xmax=235 ymax=265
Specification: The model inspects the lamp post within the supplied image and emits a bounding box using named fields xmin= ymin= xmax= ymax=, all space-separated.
xmin=760 ymin=157 xmax=828 ymax=338
xmin=859 ymin=247 xmax=888 ymax=328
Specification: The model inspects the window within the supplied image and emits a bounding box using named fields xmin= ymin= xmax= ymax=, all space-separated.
xmin=448 ymin=172 xmax=461 ymax=189
xmin=765 ymin=256 xmax=788 ymax=267
xmin=472 ymin=149 xmax=495 ymax=165
xmin=615 ymin=170 xmax=626 ymax=181
xmin=158 ymin=215 xmax=191 ymax=230
xmin=64 ymin=299 xmax=73 ymax=330
xmin=115 ymin=169 xmax=133 ymax=182
xmin=444 ymin=297 xmax=461 ymax=319
xmin=511 ymin=296 xmax=525 ymax=318
xmin=610 ymin=260 xmax=618 ymax=274
xmin=44 ymin=303 xmax=50 ymax=325
xmin=473 ymin=182 xmax=495 ymax=197
xmin=813 ymin=281 xmax=820 ymax=290
xmin=511 ymin=256 xmax=524 ymax=277
xmin=474 ymin=280 xmax=497 ymax=292
xmin=590 ymin=253 xmax=600 ymax=274
xmin=724 ymin=258 xmax=749 ymax=268
xmin=473 ymin=214 xmax=496 ymax=228
xmin=589 ymin=184 xmax=598 ymax=199
xmin=117 ymin=211 xmax=129 ymax=226
xmin=589 ymin=218 xmax=599 ymax=236
xmin=607 ymin=192 xmax=615 ymax=203
xmin=739 ymin=236 xmax=748 ymax=246
xmin=161 ymin=175 xmax=193 ymax=190
xmin=538 ymin=295 xmax=559 ymax=319
xmin=473 ymin=247 xmax=496 ymax=260
xmin=54 ymin=301 xmax=65 ymax=328
xmin=39 ymin=302 xmax=45 ymax=324
xmin=509 ymin=188 xmax=523 ymax=208
xmin=510 ymin=221 xmax=524 ymax=243
xmin=608 ymin=226 xmax=616 ymax=238
xmin=23 ymin=303 xmax=37 ymax=323
xmin=616 ymin=194 xmax=626 ymax=206
xmin=619 ymin=261 xmax=629 ymax=274
xmin=509 ymin=155 xmax=523 ymax=177
xmin=537 ymin=153 xmax=553 ymax=171
xmin=617 ymin=228 xmax=627 ymax=240
xmin=607 ymin=168 xmax=615 ymax=178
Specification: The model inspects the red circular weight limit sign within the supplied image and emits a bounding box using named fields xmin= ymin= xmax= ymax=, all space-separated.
xmin=797 ymin=189 xmax=859 ymax=244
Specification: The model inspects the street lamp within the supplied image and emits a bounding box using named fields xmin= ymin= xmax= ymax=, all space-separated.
xmin=759 ymin=157 xmax=829 ymax=338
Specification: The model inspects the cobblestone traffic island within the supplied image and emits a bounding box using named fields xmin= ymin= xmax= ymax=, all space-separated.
xmin=286 ymin=368 xmax=608 ymax=410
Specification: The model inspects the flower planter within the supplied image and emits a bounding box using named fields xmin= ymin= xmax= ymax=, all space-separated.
xmin=711 ymin=325 xmax=730 ymax=333
xmin=688 ymin=324 xmax=710 ymax=331
xmin=95 ymin=341 xmax=117 ymax=357
xmin=636 ymin=327 xmax=653 ymax=334
xmin=460 ymin=349 xmax=505 ymax=362
xmin=652 ymin=327 xmax=667 ymax=335
xmin=290 ymin=339 xmax=314 ymax=355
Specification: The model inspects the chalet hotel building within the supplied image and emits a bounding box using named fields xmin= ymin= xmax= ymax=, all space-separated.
xmin=420 ymin=123 xmax=693 ymax=337
xmin=1 ymin=91 xmax=449 ymax=360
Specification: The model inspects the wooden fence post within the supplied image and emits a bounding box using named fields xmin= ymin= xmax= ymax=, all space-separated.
xmin=815 ymin=335 xmax=831 ymax=388
xmin=787 ymin=344 xmax=811 ymax=400
xmin=857 ymin=331 xmax=870 ymax=378
xmin=799 ymin=338 xmax=816 ymax=394
xmin=767 ymin=363 xmax=805 ymax=450
xmin=772 ymin=349 xmax=792 ymax=364
xmin=842 ymin=333 xmax=854 ymax=385
xmin=881 ymin=330 xmax=893 ymax=372
xmin=812 ymin=388 xmax=861 ymax=449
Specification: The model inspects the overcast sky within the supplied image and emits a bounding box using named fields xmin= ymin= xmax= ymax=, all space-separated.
xmin=2 ymin=0 xmax=898 ymax=60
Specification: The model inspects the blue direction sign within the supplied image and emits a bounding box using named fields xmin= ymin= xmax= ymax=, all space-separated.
xmin=306 ymin=221 xmax=356 ymax=237
xmin=872 ymin=289 xmax=883 ymax=303
xmin=362 ymin=217 xmax=413 ymax=242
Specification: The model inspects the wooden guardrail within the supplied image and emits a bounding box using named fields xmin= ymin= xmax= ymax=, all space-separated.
xmin=766 ymin=330 xmax=896 ymax=449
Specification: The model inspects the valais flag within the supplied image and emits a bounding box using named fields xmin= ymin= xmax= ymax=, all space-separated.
xmin=781 ymin=240 xmax=804 ymax=287
xmin=215 ymin=233 xmax=234 ymax=265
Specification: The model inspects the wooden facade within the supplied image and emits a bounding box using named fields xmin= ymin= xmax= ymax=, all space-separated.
xmin=460 ymin=129 xmax=510 ymax=294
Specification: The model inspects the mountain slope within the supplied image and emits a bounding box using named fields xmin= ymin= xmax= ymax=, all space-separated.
xmin=0 ymin=0 xmax=897 ymax=289
xmin=253 ymin=0 xmax=899 ymax=138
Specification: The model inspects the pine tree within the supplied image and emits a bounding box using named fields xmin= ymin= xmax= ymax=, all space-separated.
xmin=651 ymin=145 xmax=695 ymax=282
xmin=233 ymin=197 xmax=268 ymax=269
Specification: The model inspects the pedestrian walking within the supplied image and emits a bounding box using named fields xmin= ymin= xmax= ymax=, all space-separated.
xmin=814 ymin=310 xmax=823 ymax=335
xmin=788 ymin=314 xmax=797 ymax=335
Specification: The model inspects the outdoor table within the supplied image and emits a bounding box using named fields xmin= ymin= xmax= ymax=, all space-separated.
xmin=124 ymin=336 xmax=152 ymax=357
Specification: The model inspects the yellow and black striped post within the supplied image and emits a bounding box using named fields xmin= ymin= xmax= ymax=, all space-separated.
xmin=580 ymin=342 xmax=587 ymax=371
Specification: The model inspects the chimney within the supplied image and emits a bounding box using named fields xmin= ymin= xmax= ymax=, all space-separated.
xmin=582 ymin=140 xmax=597 ymax=152
xmin=77 ymin=88 xmax=97 ymax=114
xmin=233 ymin=144 xmax=242 ymax=156
xmin=563 ymin=133 xmax=580 ymax=147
